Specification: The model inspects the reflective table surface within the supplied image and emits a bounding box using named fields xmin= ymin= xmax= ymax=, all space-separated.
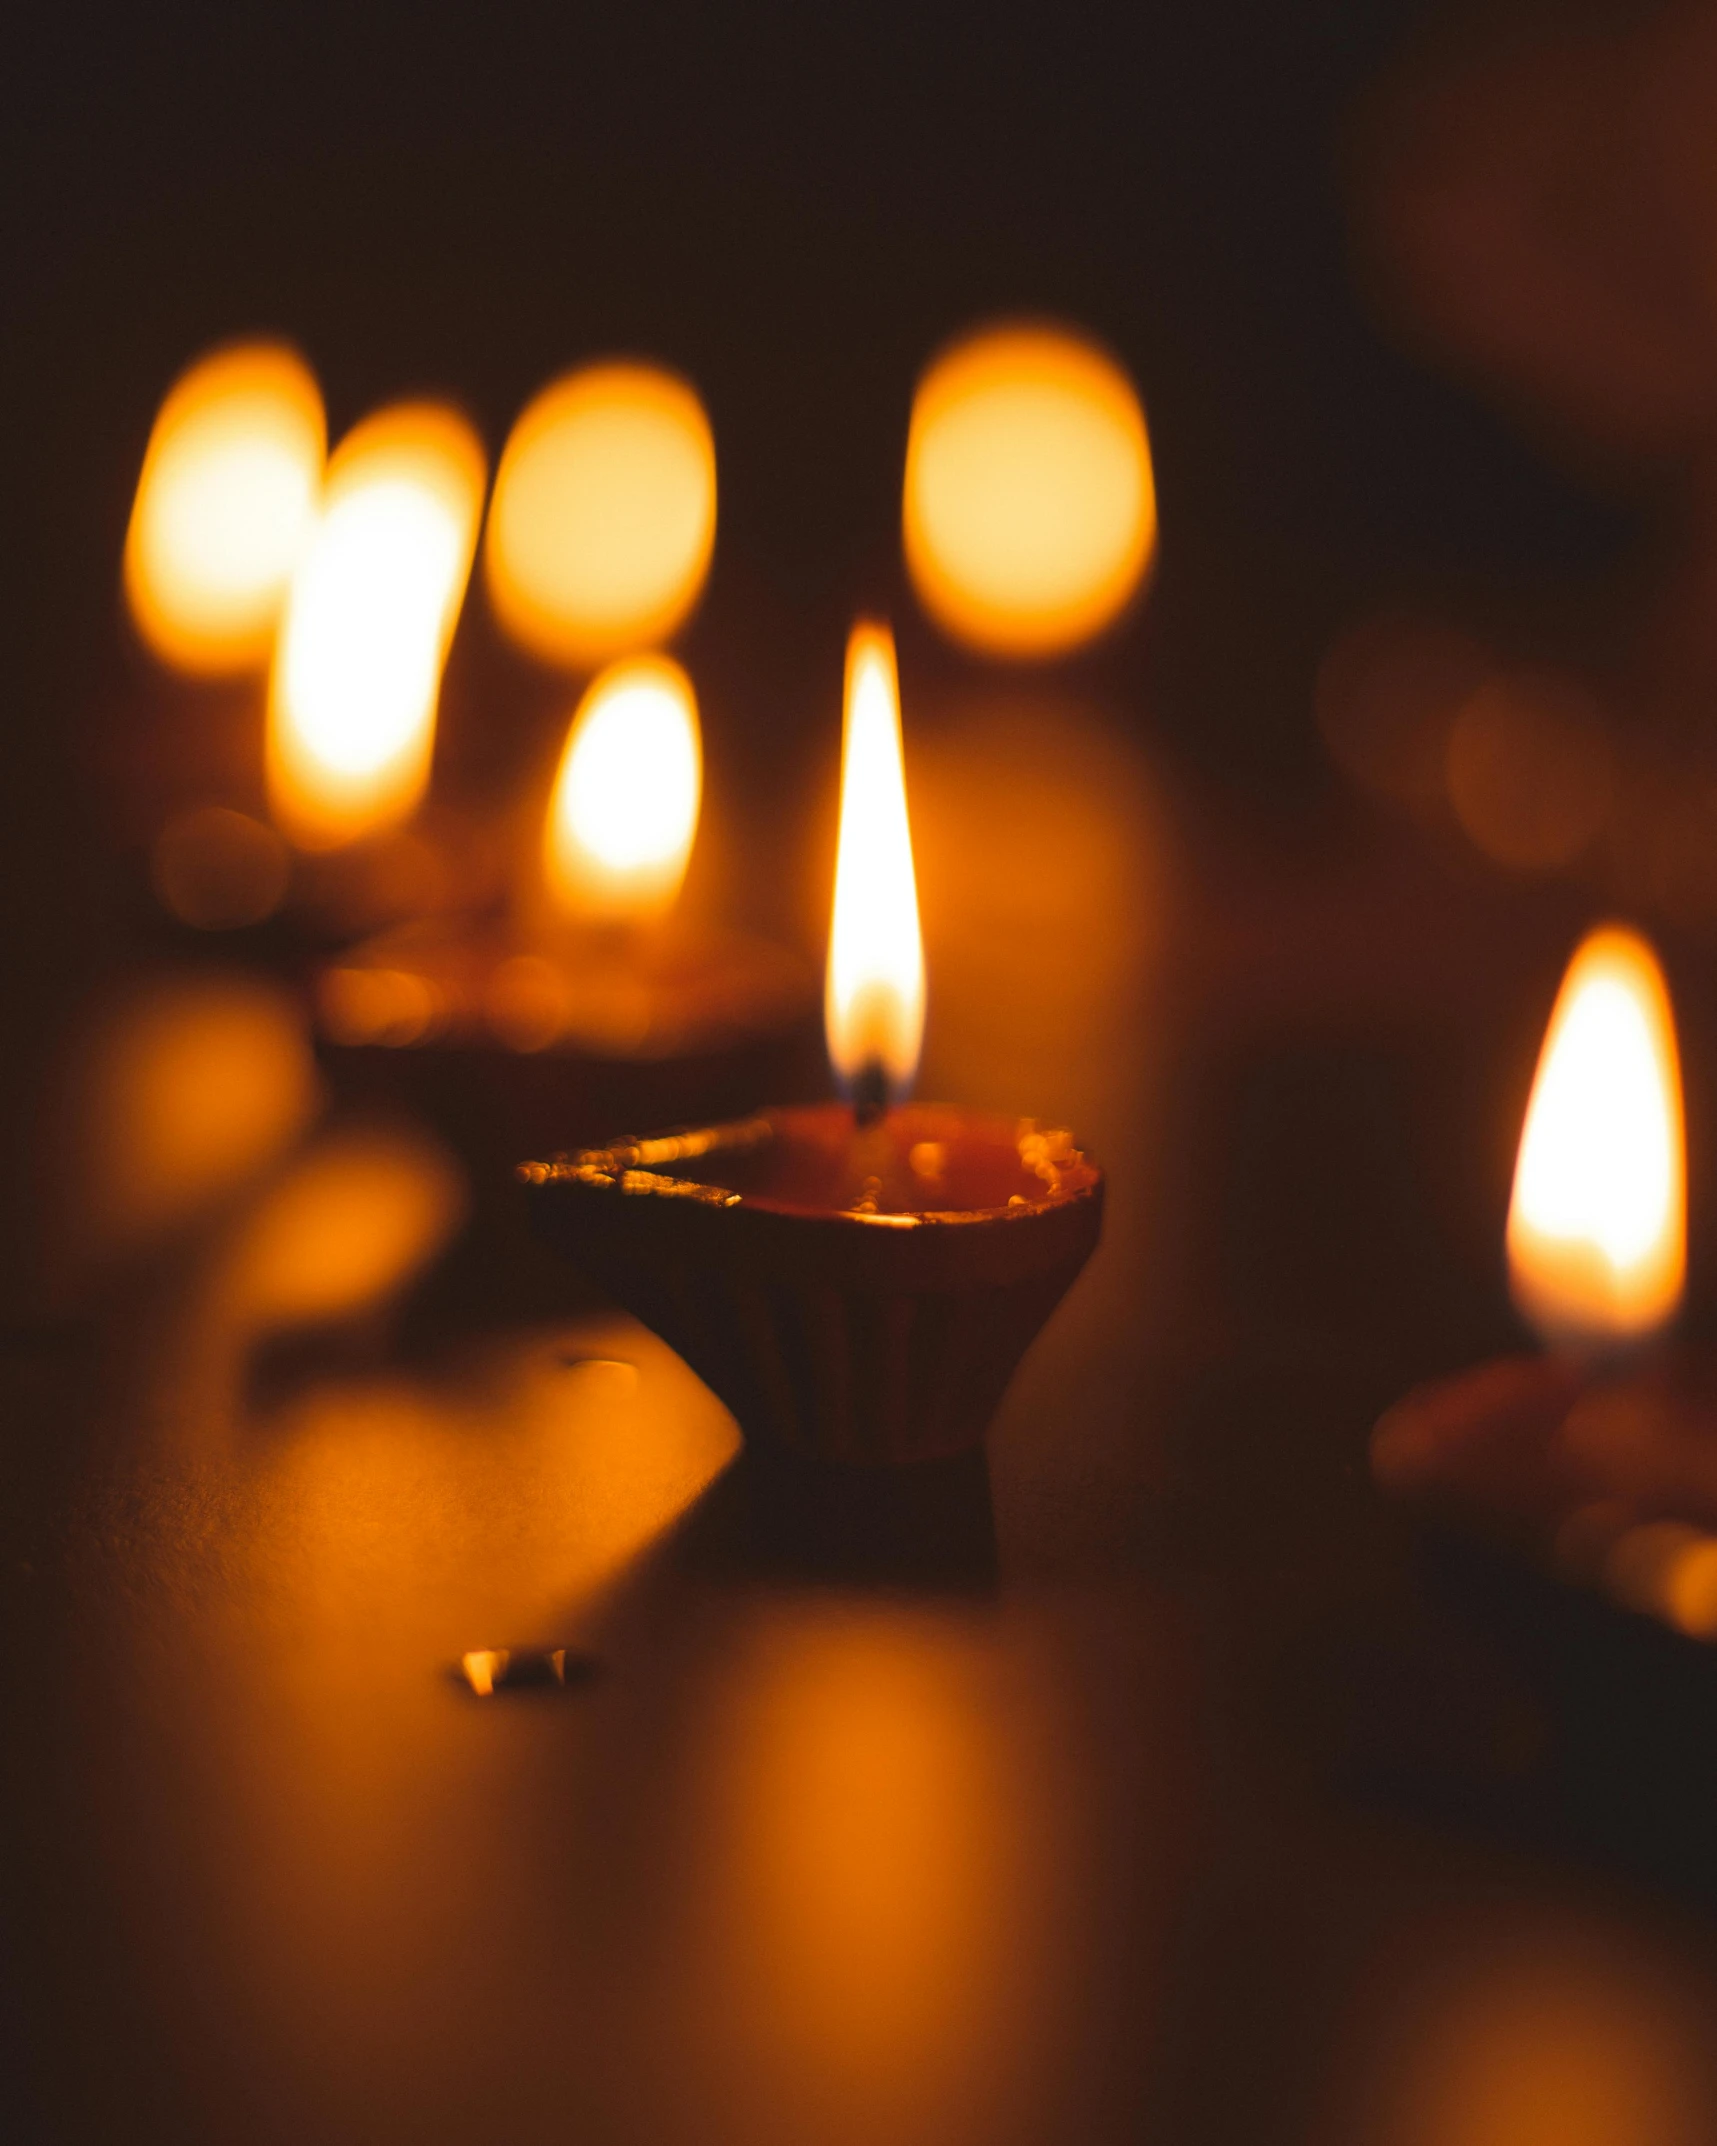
xmin=10 ymin=745 xmax=1717 ymax=2145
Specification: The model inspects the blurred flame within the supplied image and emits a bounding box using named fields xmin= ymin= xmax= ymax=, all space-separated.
xmin=124 ymin=342 xmax=325 ymax=674
xmin=903 ymin=322 xmax=1155 ymax=659
xmin=485 ymin=362 xmax=716 ymax=666
xmin=543 ymin=655 xmax=702 ymax=923
xmin=1508 ymin=925 xmax=1685 ymax=1346
xmin=825 ymin=623 xmax=924 ymax=1102
xmin=267 ymin=403 xmax=486 ymax=851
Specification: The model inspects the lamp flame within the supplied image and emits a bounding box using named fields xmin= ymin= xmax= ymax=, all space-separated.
xmin=266 ymin=403 xmax=486 ymax=851
xmin=825 ymin=623 xmax=925 ymax=1106
xmin=485 ymin=362 xmax=716 ymax=667
xmin=543 ymin=655 xmax=702 ymax=923
xmin=903 ymin=322 xmax=1155 ymax=660
xmin=124 ymin=341 xmax=325 ymax=674
xmin=1508 ymin=924 xmax=1685 ymax=1347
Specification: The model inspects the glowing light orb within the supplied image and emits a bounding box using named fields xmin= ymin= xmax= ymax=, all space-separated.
xmin=124 ymin=341 xmax=325 ymax=674
xmin=486 ymin=363 xmax=716 ymax=666
xmin=903 ymin=323 xmax=1155 ymax=659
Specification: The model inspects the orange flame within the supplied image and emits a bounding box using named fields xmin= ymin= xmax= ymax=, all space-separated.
xmin=485 ymin=362 xmax=716 ymax=666
xmin=825 ymin=623 xmax=925 ymax=1103
xmin=124 ymin=341 xmax=325 ymax=674
xmin=266 ymin=403 xmax=486 ymax=851
xmin=542 ymin=655 xmax=702 ymax=923
xmin=903 ymin=322 xmax=1155 ymax=660
xmin=1508 ymin=925 xmax=1685 ymax=1346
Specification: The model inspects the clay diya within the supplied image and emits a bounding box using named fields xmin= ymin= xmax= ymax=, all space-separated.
xmin=312 ymin=653 xmax=819 ymax=1166
xmin=522 ymin=1104 xmax=1102 ymax=1463
xmin=522 ymin=622 xmax=1105 ymax=1464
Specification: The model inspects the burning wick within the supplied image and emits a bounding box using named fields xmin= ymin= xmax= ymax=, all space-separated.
xmin=1372 ymin=924 xmax=1704 ymax=1616
xmin=1507 ymin=923 xmax=1685 ymax=1361
xmin=519 ymin=615 xmax=1105 ymax=1467
xmin=850 ymin=1060 xmax=890 ymax=1130
xmin=825 ymin=622 xmax=925 ymax=1125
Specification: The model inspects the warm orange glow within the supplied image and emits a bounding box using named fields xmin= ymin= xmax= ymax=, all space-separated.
xmin=1384 ymin=1945 xmax=1702 ymax=2146
xmin=266 ymin=403 xmax=486 ymax=851
xmin=316 ymin=963 xmax=443 ymax=1048
xmin=485 ymin=362 xmax=716 ymax=666
xmin=903 ymin=323 xmax=1155 ymax=659
xmin=1508 ymin=926 xmax=1685 ymax=1346
xmin=684 ymin=1604 xmax=1029 ymax=2142
xmin=74 ymin=972 xmax=320 ymax=1257
xmin=220 ymin=1123 xmax=465 ymax=1329
xmin=825 ymin=623 xmax=925 ymax=1102
xmin=542 ymin=655 xmax=702 ymax=922
xmin=124 ymin=342 xmax=325 ymax=675
xmin=150 ymin=805 xmax=292 ymax=930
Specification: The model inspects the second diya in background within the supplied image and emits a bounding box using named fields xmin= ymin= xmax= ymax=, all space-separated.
xmin=1369 ymin=925 xmax=1717 ymax=1641
xmin=313 ymin=652 xmax=819 ymax=1175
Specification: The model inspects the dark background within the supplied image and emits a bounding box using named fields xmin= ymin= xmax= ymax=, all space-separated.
xmin=15 ymin=11 xmax=1717 ymax=2141
xmin=0 ymin=0 xmax=1638 ymax=1290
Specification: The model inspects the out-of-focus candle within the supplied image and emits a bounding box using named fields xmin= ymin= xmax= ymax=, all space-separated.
xmin=485 ymin=362 xmax=716 ymax=667
xmin=903 ymin=323 xmax=1155 ymax=660
xmin=1507 ymin=924 xmax=1686 ymax=1350
xmin=825 ymin=623 xmax=925 ymax=1110
xmin=124 ymin=341 xmax=325 ymax=674
xmin=543 ymin=655 xmax=702 ymax=924
xmin=266 ymin=403 xmax=486 ymax=851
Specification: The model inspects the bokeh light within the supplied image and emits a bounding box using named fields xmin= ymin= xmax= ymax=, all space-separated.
xmin=542 ymin=654 xmax=702 ymax=923
xmin=151 ymin=805 xmax=292 ymax=930
xmin=124 ymin=341 xmax=325 ymax=675
xmin=1446 ymin=671 xmax=1612 ymax=870
xmin=267 ymin=403 xmax=486 ymax=851
xmin=72 ymin=971 xmax=320 ymax=1259
xmin=219 ymin=1122 xmax=465 ymax=1331
xmin=316 ymin=964 xmax=444 ymax=1049
xmin=1658 ymin=1531 xmax=1717 ymax=1639
xmin=1372 ymin=1935 xmax=1704 ymax=2146
xmin=485 ymin=362 xmax=716 ymax=666
xmin=903 ymin=322 xmax=1155 ymax=659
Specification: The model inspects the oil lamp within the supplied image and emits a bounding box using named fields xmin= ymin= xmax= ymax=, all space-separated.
xmin=123 ymin=383 xmax=495 ymax=948
xmin=1370 ymin=925 xmax=1713 ymax=1594
xmin=522 ymin=621 xmax=1105 ymax=1465
xmin=312 ymin=650 xmax=816 ymax=1172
